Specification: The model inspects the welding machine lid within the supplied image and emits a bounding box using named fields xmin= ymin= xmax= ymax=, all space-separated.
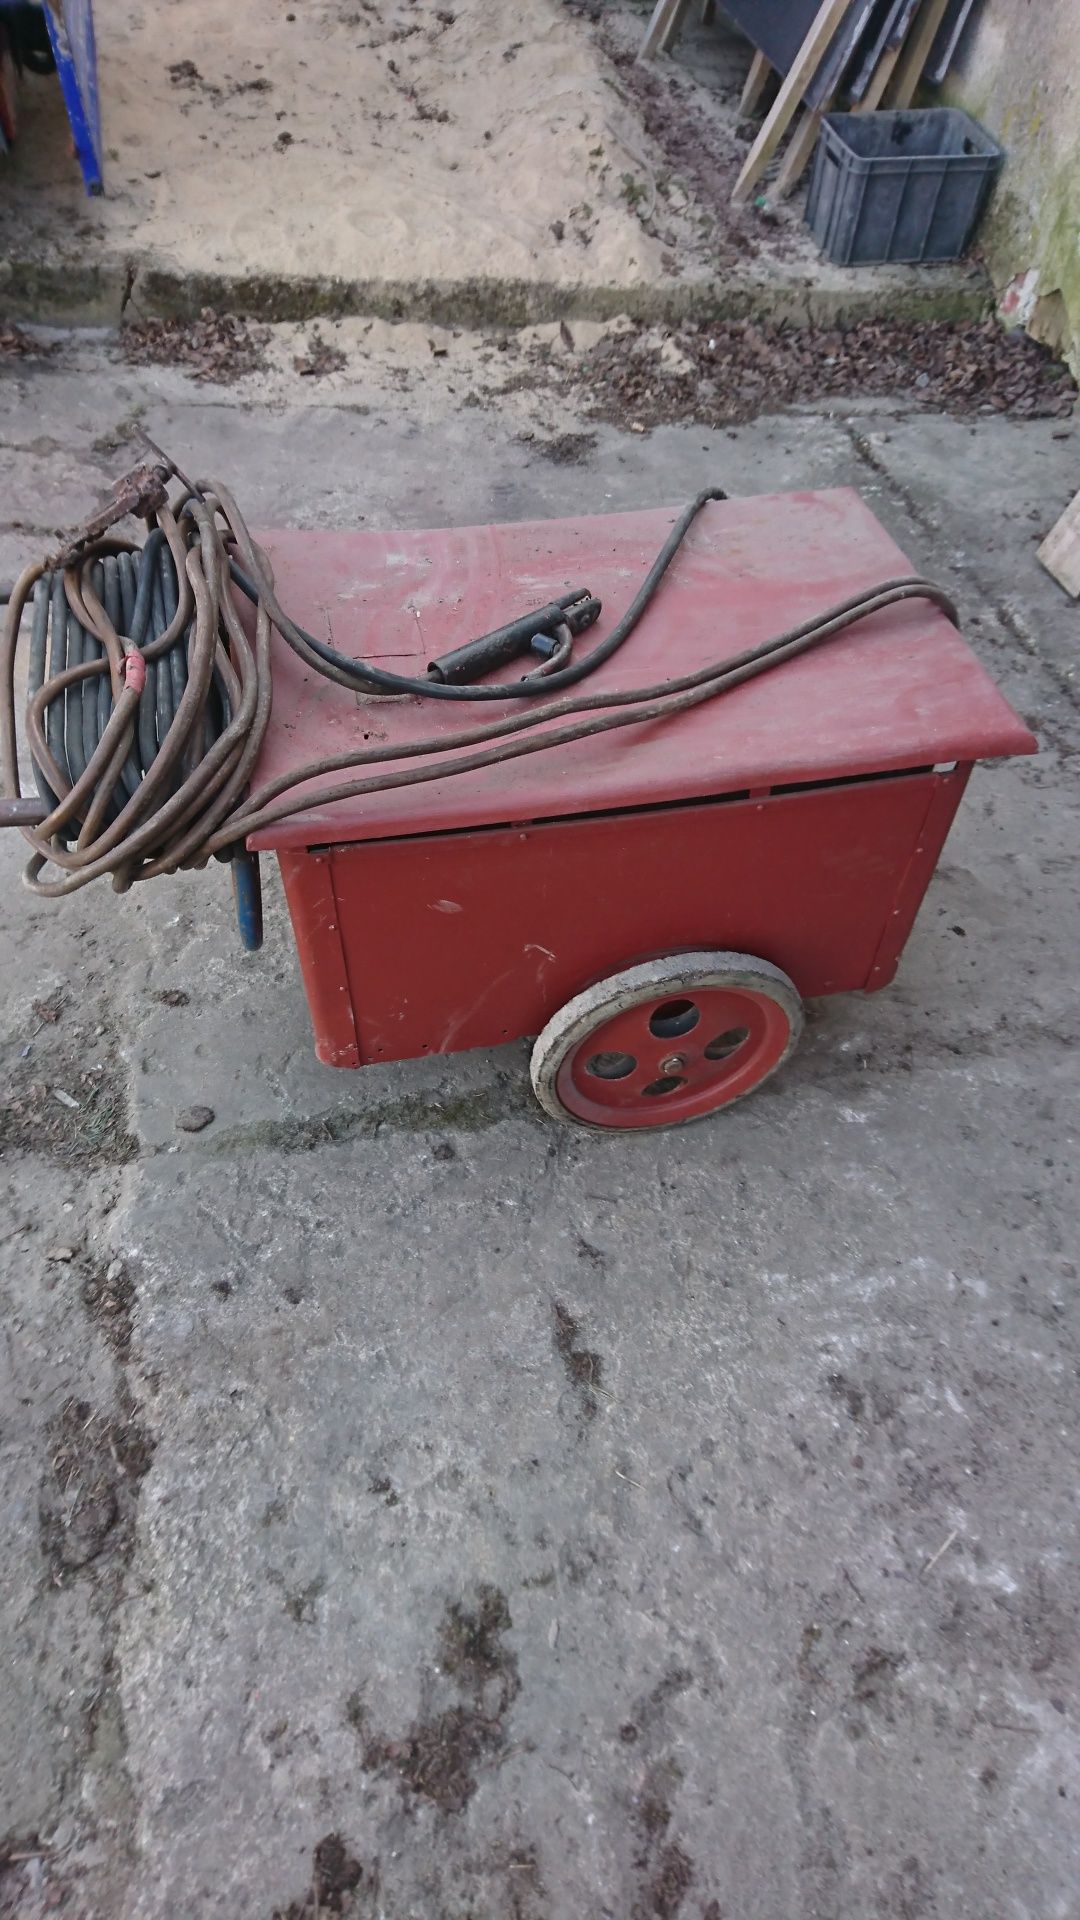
xmin=246 ymin=490 xmax=1035 ymax=850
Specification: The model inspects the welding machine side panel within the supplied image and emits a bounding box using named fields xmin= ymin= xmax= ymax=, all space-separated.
xmin=863 ymin=763 xmax=970 ymax=989
xmin=299 ymin=772 xmax=958 ymax=1067
xmin=277 ymin=848 xmax=361 ymax=1067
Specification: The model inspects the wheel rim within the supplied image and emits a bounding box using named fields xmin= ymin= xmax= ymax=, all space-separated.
xmin=553 ymin=983 xmax=795 ymax=1129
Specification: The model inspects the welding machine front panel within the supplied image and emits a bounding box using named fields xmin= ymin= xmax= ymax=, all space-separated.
xmin=277 ymin=765 xmax=968 ymax=1069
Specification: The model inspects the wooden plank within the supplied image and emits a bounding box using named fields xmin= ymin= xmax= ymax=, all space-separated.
xmin=739 ymin=47 xmax=772 ymax=114
xmin=809 ymin=0 xmax=876 ymax=111
xmin=731 ymin=0 xmax=852 ymax=205
xmin=883 ymin=0 xmax=953 ymax=107
xmin=773 ymin=8 xmax=906 ymax=204
xmin=722 ymin=0 xmax=834 ymax=85
xmin=638 ymin=0 xmax=684 ymax=59
xmin=848 ymin=0 xmax=909 ymax=101
xmin=660 ymin=0 xmax=693 ymax=50
xmin=858 ymin=35 xmax=903 ymax=109
xmin=773 ymin=102 xmax=833 ymax=199
xmin=1038 ymin=491 xmax=1080 ymax=599
xmin=926 ymin=0 xmax=978 ymax=83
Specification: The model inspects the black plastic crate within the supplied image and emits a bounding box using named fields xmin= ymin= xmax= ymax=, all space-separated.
xmin=806 ymin=108 xmax=1003 ymax=266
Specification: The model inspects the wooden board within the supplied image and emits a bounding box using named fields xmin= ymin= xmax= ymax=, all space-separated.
xmin=739 ymin=47 xmax=772 ymax=115
xmin=773 ymin=101 xmax=834 ymax=198
xmin=720 ymin=0 xmax=828 ymax=76
xmin=638 ymin=0 xmax=689 ymax=59
xmin=859 ymin=36 xmax=904 ymax=108
xmin=883 ymin=0 xmax=953 ymax=106
xmin=927 ymin=0 xmax=979 ymax=84
xmin=806 ymin=0 xmax=877 ymax=107
xmin=849 ymin=0 xmax=915 ymax=100
xmin=731 ymin=0 xmax=852 ymax=204
xmin=723 ymin=0 xmax=869 ymax=109
xmin=1038 ymin=491 xmax=1080 ymax=599
xmin=772 ymin=0 xmax=908 ymax=203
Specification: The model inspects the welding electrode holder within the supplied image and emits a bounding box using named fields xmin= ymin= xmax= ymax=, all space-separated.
xmin=425 ymin=589 xmax=601 ymax=685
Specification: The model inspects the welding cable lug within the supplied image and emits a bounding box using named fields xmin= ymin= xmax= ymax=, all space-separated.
xmin=49 ymin=455 xmax=176 ymax=568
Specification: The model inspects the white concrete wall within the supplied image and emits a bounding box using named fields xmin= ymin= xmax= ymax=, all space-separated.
xmin=947 ymin=0 xmax=1080 ymax=374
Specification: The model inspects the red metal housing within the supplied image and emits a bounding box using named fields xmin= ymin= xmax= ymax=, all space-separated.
xmin=247 ymin=491 xmax=1035 ymax=1068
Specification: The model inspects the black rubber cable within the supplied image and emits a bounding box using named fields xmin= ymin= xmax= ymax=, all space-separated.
xmin=22 ymin=539 xmax=193 ymax=814
xmin=225 ymin=486 xmax=729 ymax=701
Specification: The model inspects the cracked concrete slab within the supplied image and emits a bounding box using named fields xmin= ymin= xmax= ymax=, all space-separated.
xmin=1 ymin=342 xmax=1078 ymax=1919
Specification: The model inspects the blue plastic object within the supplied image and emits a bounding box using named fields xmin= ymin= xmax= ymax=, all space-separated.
xmin=231 ymin=850 xmax=264 ymax=953
xmin=44 ymin=0 xmax=103 ymax=194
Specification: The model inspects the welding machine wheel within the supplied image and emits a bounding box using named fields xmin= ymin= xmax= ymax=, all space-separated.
xmin=529 ymin=951 xmax=803 ymax=1131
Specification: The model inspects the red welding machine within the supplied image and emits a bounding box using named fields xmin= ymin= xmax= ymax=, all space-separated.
xmin=242 ymin=488 xmax=1033 ymax=1128
xmin=1 ymin=477 xmax=1035 ymax=1129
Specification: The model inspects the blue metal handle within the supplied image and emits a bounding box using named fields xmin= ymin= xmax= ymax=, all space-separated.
xmin=42 ymin=0 xmax=104 ymax=195
xmin=231 ymin=850 xmax=263 ymax=952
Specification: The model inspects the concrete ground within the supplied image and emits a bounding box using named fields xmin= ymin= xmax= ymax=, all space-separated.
xmin=1 ymin=338 xmax=1078 ymax=1920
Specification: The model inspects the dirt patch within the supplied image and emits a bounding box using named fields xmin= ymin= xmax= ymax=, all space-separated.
xmin=552 ymin=1300 xmax=603 ymax=1421
xmin=531 ymin=428 xmax=599 ymax=465
xmin=208 ymin=1079 xmax=526 ymax=1155
xmin=272 ymin=1832 xmax=367 ymax=1918
xmin=852 ymin=1645 xmax=906 ymax=1710
xmin=827 ymin=1371 xmax=866 ymax=1423
xmin=363 ymin=1703 xmax=505 ymax=1816
xmin=0 ymin=325 xmax=54 ymax=358
xmin=439 ymin=1584 xmax=519 ymax=1703
xmin=294 ymin=327 xmax=348 ymax=378
xmin=276 ymin=1574 xmax=326 ymax=1626
xmin=81 ymin=1257 xmax=136 ymax=1361
xmin=119 ymin=310 xmax=270 ymax=383
xmin=0 ymin=1000 xmax=138 ymax=1169
xmin=640 ymin=1845 xmax=695 ymax=1920
xmin=38 ymin=1392 xmax=154 ymax=1584
xmin=631 ymin=1758 xmax=695 ymax=1919
xmin=598 ymin=26 xmax=764 ymax=271
xmin=154 ymin=987 xmax=190 ymax=1008
xmin=568 ymin=316 xmax=1077 ymax=429
xmin=355 ymin=1585 xmax=520 ymax=1814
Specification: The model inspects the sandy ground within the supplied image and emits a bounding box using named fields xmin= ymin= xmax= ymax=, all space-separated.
xmin=0 ymin=337 xmax=1078 ymax=1918
xmin=2 ymin=0 xmax=684 ymax=287
xmin=0 ymin=1 xmax=989 ymax=326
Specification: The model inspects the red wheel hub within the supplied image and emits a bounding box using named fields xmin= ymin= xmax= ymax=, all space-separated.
xmin=554 ymin=983 xmax=795 ymax=1129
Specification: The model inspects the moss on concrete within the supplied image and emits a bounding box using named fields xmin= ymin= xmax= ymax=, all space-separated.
xmin=943 ymin=1 xmax=1080 ymax=378
xmin=0 ymin=253 xmax=993 ymax=335
xmin=975 ymin=147 xmax=1080 ymax=376
xmin=0 ymin=253 xmax=127 ymax=327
